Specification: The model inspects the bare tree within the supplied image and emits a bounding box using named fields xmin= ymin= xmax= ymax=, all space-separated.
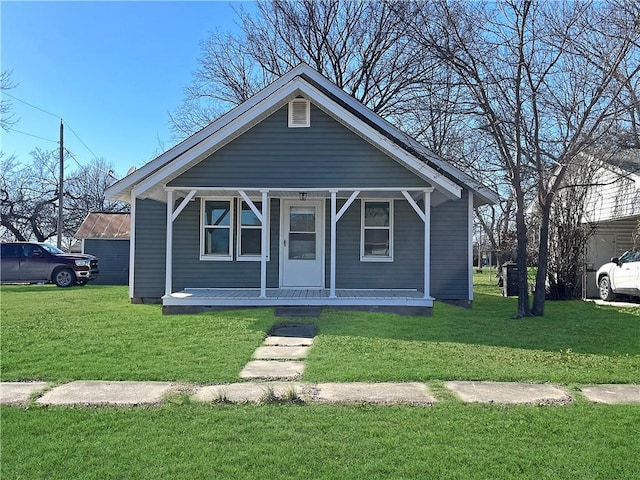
xmin=403 ymin=0 xmax=640 ymax=316
xmin=1 ymin=152 xmax=126 ymax=245
xmin=1 ymin=148 xmax=60 ymax=242
xmin=65 ymin=157 xmax=128 ymax=234
xmin=1 ymin=70 xmax=18 ymax=133
xmin=170 ymin=0 xmax=428 ymax=138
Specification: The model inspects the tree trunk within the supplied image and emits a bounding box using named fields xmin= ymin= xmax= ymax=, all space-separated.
xmin=514 ymin=191 xmax=531 ymax=317
xmin=532 ymin=202 xmax=552 ymax=316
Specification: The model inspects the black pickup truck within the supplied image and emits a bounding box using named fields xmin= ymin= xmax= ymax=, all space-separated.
xmin=1 ymin=242 xmax=99 ymax=287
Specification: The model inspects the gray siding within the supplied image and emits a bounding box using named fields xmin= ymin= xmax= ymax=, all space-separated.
xmin=431 ymin=190 xmax=470 ymax=300
xmin=169 ymin=105 xmax=428 ymax=189
xmin=134 ymin=194 xmax=471 ymax=300
xmin=134 ymin=199 xmax=166 ymax=298
xmin=84 ymin=239 xmax=129 ymax=285
xmin=172 ymin=198 xmax=280 ymax=289
xmin=327 ymin=199 xmax=424 ymax=290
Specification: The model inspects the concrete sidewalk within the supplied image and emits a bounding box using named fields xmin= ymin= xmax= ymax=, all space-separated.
xmin=2 ymin=380 xmax=638 ymax=407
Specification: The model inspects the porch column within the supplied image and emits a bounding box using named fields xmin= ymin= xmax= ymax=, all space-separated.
xmin=165 ymin=190 xmax=173 ymax=296
xmin=423 ymin=190 xmax=431 ymax=300
xmin=128 ymin=187 xmax=138 ymax=299
xmin=330 ymin=190 xmax=338 ymax=298
xmin=260 ymin=190 xmax=269 ymax=298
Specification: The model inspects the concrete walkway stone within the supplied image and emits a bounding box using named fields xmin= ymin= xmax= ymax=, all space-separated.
xmin=194 ymin=382 xmax=302 ymax=403
xmin=239 ymin=360 xmax=305 ymax=380
xmin=263 ymin=336 xmax=314 ymax=346
xmin=37 ymin=381 xmax=174 ymax=406
xmin=580 ymin=384 xmax=640 ymax=404
xmin=0 ymin=381 xmax=48 ymax=405
xmin=306 ymin=382 xmax=435 ymax=406
xmin=445 ymin=381 xmax=572 ymax=405
xmin=253 ymin=345 xmax=310 ymax=360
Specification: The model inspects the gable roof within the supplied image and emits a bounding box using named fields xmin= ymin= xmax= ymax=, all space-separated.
xmin=75 ymin=212 xmax=131 ymax=239
xmin=106 ymin=64 xmax=499 ymax=206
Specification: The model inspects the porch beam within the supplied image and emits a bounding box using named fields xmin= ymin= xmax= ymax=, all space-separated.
xmin=165 ymin=190 xmax=174 ymax=296
xmin=238 ymin=190 xmax=264 ymax=223
xmin=402 ymin=190 xmax=426 ymax=222
xmin=336 ymin=190 xmax=360 ymax=221
xmin=260 ymin=190 xmax=269 ymax=298
xmin=423 ymin=190 xmax=432 ymax=300
xmin=171 ymin=190 xmax=196 ymax=222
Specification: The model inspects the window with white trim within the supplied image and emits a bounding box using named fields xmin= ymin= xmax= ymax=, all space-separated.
xmin=201 ymin=198 xmax=234 ymax=260
xmin=237 ymin=199 xmax=269 ymax=261
xmin=361 ymin=200 xmax=393 ymax=262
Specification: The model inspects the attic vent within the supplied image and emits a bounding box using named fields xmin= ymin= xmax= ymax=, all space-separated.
xmin=288 ymin=99 xmax=310 ymax=128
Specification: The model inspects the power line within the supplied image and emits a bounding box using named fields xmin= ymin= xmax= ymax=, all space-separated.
xmin=9 ymin=128 xmax=58 ymax=143
xmin=63 ymin=120 xmax=100 ymax=160
xmin=1 ymin=91 xmax=60 ymax=119
xmin=3 ymin=92 xmax=104 ymax=164
xmin=64 ymin=148 xmax=85 ymax=170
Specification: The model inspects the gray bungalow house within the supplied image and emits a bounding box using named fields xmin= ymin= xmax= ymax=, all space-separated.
xmin=106 ymin=64 xmax=498 ymax=313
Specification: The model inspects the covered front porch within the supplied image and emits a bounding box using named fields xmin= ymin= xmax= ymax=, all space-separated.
xmin=160 ymin=186 xmax=441 ymax=313
xmin=162 ymin=287 xmax=432 ymax=315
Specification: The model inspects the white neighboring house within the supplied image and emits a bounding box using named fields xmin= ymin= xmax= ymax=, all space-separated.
xmin=582 ymin=149 xmax=640 ymax=298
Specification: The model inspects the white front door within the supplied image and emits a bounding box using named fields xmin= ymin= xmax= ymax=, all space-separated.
xmin=280 ymin=199 xmax=325 ymax=288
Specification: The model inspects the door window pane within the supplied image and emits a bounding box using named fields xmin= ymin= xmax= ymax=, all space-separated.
xmin=290 ymin=207 xmax=315 ymax=232
xmin=289 ymin=233 xmax=316 ymax=260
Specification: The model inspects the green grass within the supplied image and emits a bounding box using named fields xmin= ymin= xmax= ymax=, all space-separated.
xmin=2 ymin=276 xmax=639 ymax=479
xmin=305 ymin=274 xmax=640 ymax=384
xmin=2 ymin=403 xmax=640 ymax=479
xmin=0 ymin=285 xmax=275 ymax=383
xmin=1 ymin=275 xmax=638 ymax=384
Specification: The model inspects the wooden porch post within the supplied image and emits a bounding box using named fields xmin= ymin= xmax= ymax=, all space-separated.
xmin=165 ymin=190 xmax=173 ymax=297
xmin=260 ymin=190 xmax=269 ymax=298
xmin=330 ymin=190 xmax=338 ymax=298
xmin=423 ymin=190 xmax=431 ymax=300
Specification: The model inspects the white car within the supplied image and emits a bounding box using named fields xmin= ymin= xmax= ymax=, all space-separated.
xmin=596 ymin=248 xmax=640 ymax=301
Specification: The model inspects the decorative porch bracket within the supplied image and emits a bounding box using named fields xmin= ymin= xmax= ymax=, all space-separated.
xmin=165 ymin=189 xmax=197 ymax=296
xmin=402 ymin=189 xmax=433 ymax=300
xmin=238 ymin=190 xmax=269 ymax=298
xmin=330 ymin=190 xmax=360 ymax=298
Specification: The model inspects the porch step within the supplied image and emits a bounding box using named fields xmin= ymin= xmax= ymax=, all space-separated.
xmin=274 ymin=306 xmax=322 ymax=317
xmin=269 ymin=323 xmax=318 ymax=338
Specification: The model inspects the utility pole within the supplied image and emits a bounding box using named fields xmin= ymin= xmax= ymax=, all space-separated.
xmin=57 ymin=119 xmax=64 ymax=249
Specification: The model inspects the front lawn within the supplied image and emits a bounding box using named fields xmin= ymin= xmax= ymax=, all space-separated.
xmin=2 ymin=275 xmax=639 ymax=480
xmin=1 ymin=274 xmax=638 ymax=384
xmin=2 ymin=403 xmax=640 ymax=479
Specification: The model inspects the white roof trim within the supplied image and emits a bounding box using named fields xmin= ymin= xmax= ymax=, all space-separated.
xmin=134 ymin=78 xmax=462 ymax=200
xmin=106 ymin=63 xmax=497 ymax=205
xmin=106 ymin=65 xmax=318 ymax=202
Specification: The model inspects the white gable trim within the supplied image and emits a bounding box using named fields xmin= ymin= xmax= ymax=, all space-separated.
xmin=107 ymin=65 xmax=319 ymax=202
xmin=131 ymin=78 xmax=462 ymax=201
xmin=107 ymin=64 xmax=497 ymax=205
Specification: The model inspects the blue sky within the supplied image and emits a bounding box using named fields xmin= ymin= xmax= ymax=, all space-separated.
xmin=1 ymin=0 xmax=254 ymax=177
